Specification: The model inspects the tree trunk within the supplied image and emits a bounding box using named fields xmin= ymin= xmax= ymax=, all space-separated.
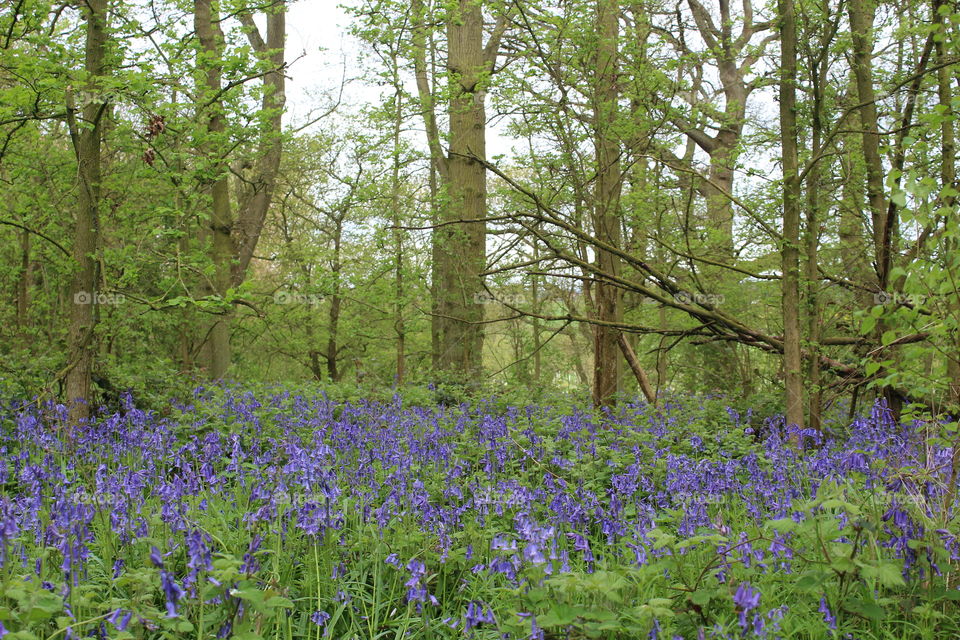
xmin=849 ymin=0 xmax=904 ymax=416
xmin=440 ymin=0 xmax=488 ymax=380
xmin=328 ymin=221 xmax=343 ymax=382
xmin=779 ymin=0 xmax=804 ymax=434
xmin=391 ymin=86 xmax=406 ymax=384
xmin=934 ymin=0 xmax=959 ymax=406
xmin=805 ymin=103 xmax=823 ymax=434
xmin=64 ymin=0 xmax=108 ymax=424
xmin=194 ymin=0 xmax=235 ymax=380
xmin=591 ymin=0 xmax=623 ymax=407
xmin=848 ymin=0 xmax=888 ymax=285
xmin=411 ymin=0 xmax=448 ymax=371
xmin=234 ymin=4 xmax=286 ymax=284
xmin=618 ymin=332 xmax=656 ymax=405
xmin=804 ymin=30 xmax=829 ymax=433
xmin=16 ymin=230 xmax=30 ymax=327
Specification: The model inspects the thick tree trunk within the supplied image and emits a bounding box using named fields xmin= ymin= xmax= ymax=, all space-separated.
xmin=837 ymin=99 xmax=871 ymax=301
xmin=195 ymin=0 xmax=235 ymax=380
xmin=235 ymin=5 xmax=285 ymax=284
xmin=779 ymin=0 xmax=804 ymax=434
xmin=848 ymin=0 xmax=888 ymax=286
xmin=64 ymin=0 xmax=108 ymax=423
xmin=849 ymin=0 xmax=904 ymax=416
xmin=591 ymin=0 xmax=623 ymax=407
xmin=441 ymin=0 xmax=488 ymax=380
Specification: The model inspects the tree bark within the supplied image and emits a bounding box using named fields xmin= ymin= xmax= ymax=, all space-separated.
xmin=411 ymin=0 xmax=448 ymax=371
xmin=848 ymin=0 xmax=888 ymax=286
xmin=440 ymin=0 xmax=490 ymax=380
xmin=391 ymin=86 xmax=406 ymax=384
xmin=804 ymin=81 xmax=824 ymax=434
xmin=194 ymin=0 xmax=235 ymax=380
xmin=592 ymin=0 xmax=623 ymax=407
xmin=16 ymin=229 xmax=30 ymax=327
xmin=64 ymin=0 xmax=108 ymax=423
xmin=234 ymin=3 xmax=286 ymax=284
xmin=779 ymin=0 xmax=804 ymax=434
xmin=327 ymin=219 xmax=343 ymax=382
xmin=618 ymin=332 xmax=657 ymax=405
xmin=934 ymin=0 xmax=959 ymax=406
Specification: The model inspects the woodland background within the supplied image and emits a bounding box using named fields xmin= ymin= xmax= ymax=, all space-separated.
xmin=1 ymin=0 xmax=959 ymax=426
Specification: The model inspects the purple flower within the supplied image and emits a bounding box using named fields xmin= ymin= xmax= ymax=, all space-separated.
xmin=240 ymin=534 xmax=263 ymax=574
xmin=465 ymin=601 xmax=496 ymax=631
xmin=405 ymin=558 xmax=428 ymax=603
xmin=819 ymin=596 xmax=837 ymax=630
xmin=107 ymin=609 xmax=132 ymax=631
xmin=311 ymin=610 xmax=330 ymax=627
xmin=160 ymin=570 xmax=185 ymax=617
xmin=733 ymin=583 xmax=760 ymax=629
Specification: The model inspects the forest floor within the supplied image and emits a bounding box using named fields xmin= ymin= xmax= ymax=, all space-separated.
xmin=0 ymin=388 xmax=957 ymax=639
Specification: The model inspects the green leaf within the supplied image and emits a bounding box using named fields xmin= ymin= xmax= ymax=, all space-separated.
xmin=264 ymin=596 xmax=294 ymax=609
xmin=861 ymin=561 xmax=906 ymax=587
xmin=767 ymin=517 xmax=798 ymax=533
xmin=846 ymin=598 xmax=886 ymax=621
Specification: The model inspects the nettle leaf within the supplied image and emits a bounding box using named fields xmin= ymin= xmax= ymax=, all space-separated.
xmin=859 ymin=560 xmax=906 ymax=587
xmin=538 ymin=603 xmax=580 ymax=627
xmin=846 ymin=597 xmax=887 ymax=621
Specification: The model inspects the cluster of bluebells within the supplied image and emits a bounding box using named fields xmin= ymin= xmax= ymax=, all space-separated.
xmin=0 ymin=390 xmax=955 ymax=638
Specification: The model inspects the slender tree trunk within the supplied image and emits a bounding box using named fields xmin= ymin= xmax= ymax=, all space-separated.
xmin=531 ymin=239 xmax=541 ymax=385
xmin=411 ymin=0 xmax=448 ymax=371
xmin=779 ymin=0 xmax=804 ymax=434
xmin=391 ymin=87 xmax=406 ymax=384
xmin=328 ymin=222 xmax=343 ymax=382
xmin=16 ymin=230 xmax=30 ymax=327
xmin=591 ymin=0 xmax=623 ymax=407
xmin=804 ymin=37 xmax=828 ymax=433
xmin=64 ymin=0 xmax=108 ymax=423
xmin=805 ymin=110 xmax=823 ymax=433
xmin=618 ymin=333 xmax=657 ymax=405
xmin=441 ymin=0 xmax=488 ymax=380
xmin=934 ymin=0 xmax=959 ymax=405
xmin=429 ymin=160 xmax=442 ymax=370
xmin=195 ymin=0 xmax=235 ymax=380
